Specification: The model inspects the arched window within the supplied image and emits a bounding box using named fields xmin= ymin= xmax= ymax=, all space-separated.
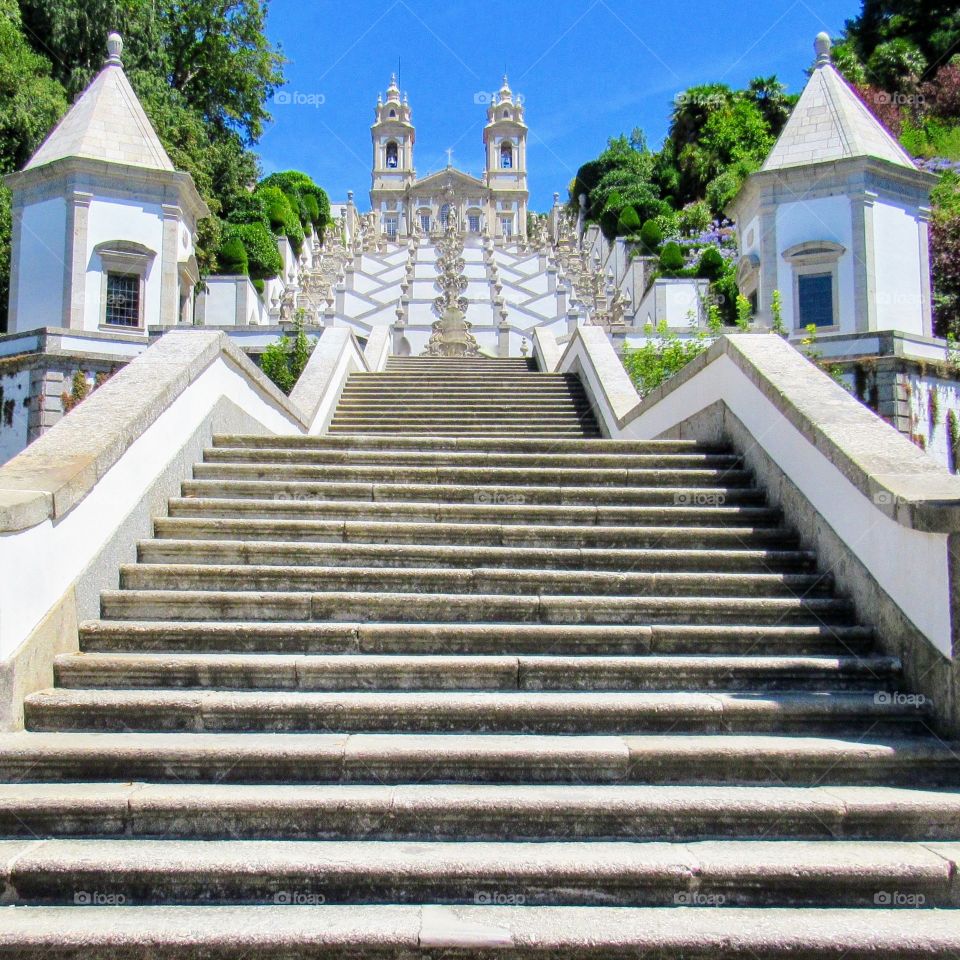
xmin=502 ymin=110 xmax=509 ymax=119
xmin=500 ymin=142 xmax=513 ymax=169
xmin=440 ymin=203 xmax=451 ymax=228
xmin=385 ymin=142 xmax=399 ymax=169
xmin=389 ymin=109 xmax=396 ymax=118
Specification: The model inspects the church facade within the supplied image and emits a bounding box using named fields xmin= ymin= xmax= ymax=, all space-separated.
xmin=369 ymin=75 xmax=529 ymax=241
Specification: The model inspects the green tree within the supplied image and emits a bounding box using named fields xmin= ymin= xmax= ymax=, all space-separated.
xmin=0 ymin=1 xmax=68 ymax=327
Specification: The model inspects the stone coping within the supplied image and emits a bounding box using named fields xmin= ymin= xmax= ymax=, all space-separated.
xmin=561 ymin=327 xmax=960 ymax=533
xmin=0 ymin=331 xmax=306 ymax=533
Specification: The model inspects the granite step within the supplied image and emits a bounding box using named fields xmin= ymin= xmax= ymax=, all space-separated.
xmin=0 ymin=782 xmax=952 ymax=841
xmin=78 ymin=621 xmax=874 ymax=656
xmin=53 ymin=652 xmax=898 ymax=692
xmin=0 ymin=731 xmax=954 ymax=785
xmin=210 ymin=434 xmax=728 ymax=454
xmin=1 ymin=838 xmax=957 ymax=908
xmin=99 ymin=590 xmax=856 ymax=625
xmin=25 ymin=688 xmax=925 ymax=736
xmin=136 ymin=539 xmax=815 ymax=573
xmin=193 ymin=460 xmax=754 ymax=487
xmin=180 ymin=479 xmax=765 ymax=507
xmin=116 ymin=564 xmax=833 ymax=598
xmin=153 ymin=517 xmax=797 ymax=548
xmin=2 ymin=905 xmax=959 ymax=959
xmin=203 ymin=446 xmax=743 ymax=469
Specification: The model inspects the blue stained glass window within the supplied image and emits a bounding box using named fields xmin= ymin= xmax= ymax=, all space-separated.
xmin=798 ymin=273 xmax=834 ymax=327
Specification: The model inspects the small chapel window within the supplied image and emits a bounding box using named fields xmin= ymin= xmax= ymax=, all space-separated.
xmin=385 ymin=142 xmax=399 ymax=168
xmin=105 ymin=273 xmax=141 ymax=327
xmin=440 ymin=204 xmax=450 ymax=228
xmin=468 ymin=214 xmax=481 ymax=233
xmin=420 ymin=214 xmax=431 ymax=233
xmin=500 ymin=143 xmax=513 ymax=169
xmin=798 ymin=273 xmax=834 ymax=328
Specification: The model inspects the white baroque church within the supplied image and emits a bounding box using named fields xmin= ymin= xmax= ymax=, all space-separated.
xmin=370 ymin=74 xmax=529 ymax=241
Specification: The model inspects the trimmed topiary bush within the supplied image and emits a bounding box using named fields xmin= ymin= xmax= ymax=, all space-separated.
xmin=659 ymin=241 xmax=685 ymax=273
xmin=226 ymin=192 xmax=272 ymax=232
xmin=696 ymin=247 xmax=725 ymax=281
xmin=260 ymin=171 xmax=331 ymax=233
xmin=224 ymin=222 xmax=283 ymax=281
xmin=216 ymin=236 xmax=249 ymax=276
xmin=616 ymin=205 xmax=642 ymax=237
xmin=255 ymin=185 xmax=305 ymax=254
xmin=639 ymin=219 xmax=664 ymax=254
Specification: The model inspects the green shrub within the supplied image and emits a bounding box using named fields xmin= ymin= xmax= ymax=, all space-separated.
xmin=226 ymin=192 xmax=272 ymax=231
xmin=259 ymin=315 xmax=317 ymax=395
xmin=224 ymin=222 xmax=283 ymax=281
xmin=255 ymin=185 xmax=305 ymax=253
xmin=616 ymin=205 xmax=642 ymax=236
xmin=260 ymin=336 xmax=294 ymax=393
xmin=599 ymin=205 xmax=621 ymax=240
xmin=678 ymin=200 xmax=712 ymax=236
xmin=260 ymin=171 xmax=331 ymax=232
xmin=639 ymin=219 xmax=663 ymax=254
xmin=216 ymin=236 xmax=248 ymax=276
xmin=696 ymin=247 xmax=725 ymax=280
xmin=622 ymin=319 xmax=718 ymax=397
xmin=659 ymin=241 xmax=685 ymax=273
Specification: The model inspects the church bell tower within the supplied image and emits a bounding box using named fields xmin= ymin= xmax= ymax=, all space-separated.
xmin=483 ymin=76 xmax=528 ymax=239
xmin=370 ymin=75 xmax=415 ymax=236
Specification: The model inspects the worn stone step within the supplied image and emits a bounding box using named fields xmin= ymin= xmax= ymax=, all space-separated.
xmin=79 ymin=621 xmax=873 ymax=656
xmin=25 ymin=688 xmax=925 ymax=736
xmin=137 ymin=540 xmax=814 ymax=573
xmin=0 ymin=731 xmax=953 ymax=785
xmin=194 ymin=460 xmax=754 ymax=488
xmin=1 ymin=838 xmax=956 ymax=907
xmin=117 ymin=564 xmax=833 ymax=599
xmin=335 ymin=399 xmax=586 ymax=412
xmin=99 ymin=590 xmax=856 ymax=625
xmin=0 ymin=782 xmax=952 ymax=842
xmin=211 ymin=434 xmax=729 ymax=455
xmin=204 ymin=447 xmax=743 ymax=469
xmin=182 ymin=479 xmax=764 ymax=508
xmin=54 ymin=652 xmax=898 ymax=692
xmin=153 ymin=517 xmax=796 ymax=548
xmin=325 ymin=426 xmax=602 ymax=437
xmin=2 ymin=905 xmax=959 ymax=959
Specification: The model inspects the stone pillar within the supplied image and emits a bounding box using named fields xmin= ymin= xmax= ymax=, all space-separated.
xmin=27 ymin=368 xmax=64 ymax=442
xmin=159 ymin=203 xmax=182 ymax=327
xmin=851 ymin=190 xmax=878 ymax=332
xmin=918 ymin=207 xmax=934 ymax=337
xmin=757 ymin=199 xmax=778 ymax=328
xmin=7 ymin=201 xmax=24 ymax=331
xmin=63 ymin=191 xmax=93 ymax=329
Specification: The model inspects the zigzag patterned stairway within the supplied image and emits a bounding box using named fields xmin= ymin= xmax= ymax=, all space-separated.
xmin=0 ymin=357 xmax=959 ymax=955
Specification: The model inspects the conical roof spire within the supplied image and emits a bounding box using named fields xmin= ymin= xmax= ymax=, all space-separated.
xmin=761 ymin=32 xmax=916 ymax=172
xmin=24 ymin=31 xmax=174 ymax=172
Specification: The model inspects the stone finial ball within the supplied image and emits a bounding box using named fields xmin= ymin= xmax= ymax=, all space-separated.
xmin=815 ymin=32 xmax=832 ymax=57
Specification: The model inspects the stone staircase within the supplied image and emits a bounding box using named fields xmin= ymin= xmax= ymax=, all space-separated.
xmin=1 ymin=358 xmax=959 ymax=955
xmin=328 ymin=356 xmax=600 ymax=436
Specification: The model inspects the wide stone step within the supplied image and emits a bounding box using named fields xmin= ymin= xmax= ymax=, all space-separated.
xmin=79 ymin=621 xmax=873 ymax=656
xmin=194 ymin=460 xmax=754 ymax=487
xmin=335 ymin=399 xmax=586 ymax=413
xmin=205 ymin=446 xmax=743 ymax=469
xmin=0 ymin=731 xmax=953 ymax=785
xmin=26 ymin=688 xmax=923 ymax=736
xmin=1 ymin=905 xmax=958 ymax=959
xmin=166 ymin=496 xmax=783 ymax=528
xmin=211 ymin=434 xmax=728 ymax=454
xmin=326 ymin=426 xmax=602 ymax=437
xmin=338 ymin=388 xmax=584 ymax=400
xmin=137 ymin=539 xmax=814 ymax=573
xmin=153 ymin=517 xmax=796 ymax=548
xmin=117 ymin=564 xmax=833 ymax=598
xmin=181 ymin=479 xmax=764 ymax=508
xmin=54 ymin=652 xmax=898 ymax=692
xmin=0 ymin=782 xmax=952 ymax=841
xmin=99 ymin=590 xmax=855 ymax=625
xmin=1 ymin=838 xmax=957 ymax=908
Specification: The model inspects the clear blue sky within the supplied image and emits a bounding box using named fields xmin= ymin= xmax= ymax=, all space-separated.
xmin=256 ymin=0 xmax=863 ymax=211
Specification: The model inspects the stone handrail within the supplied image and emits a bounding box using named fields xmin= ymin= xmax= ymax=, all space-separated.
xmin=0 ymin=330 xmax=305 ymax=534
